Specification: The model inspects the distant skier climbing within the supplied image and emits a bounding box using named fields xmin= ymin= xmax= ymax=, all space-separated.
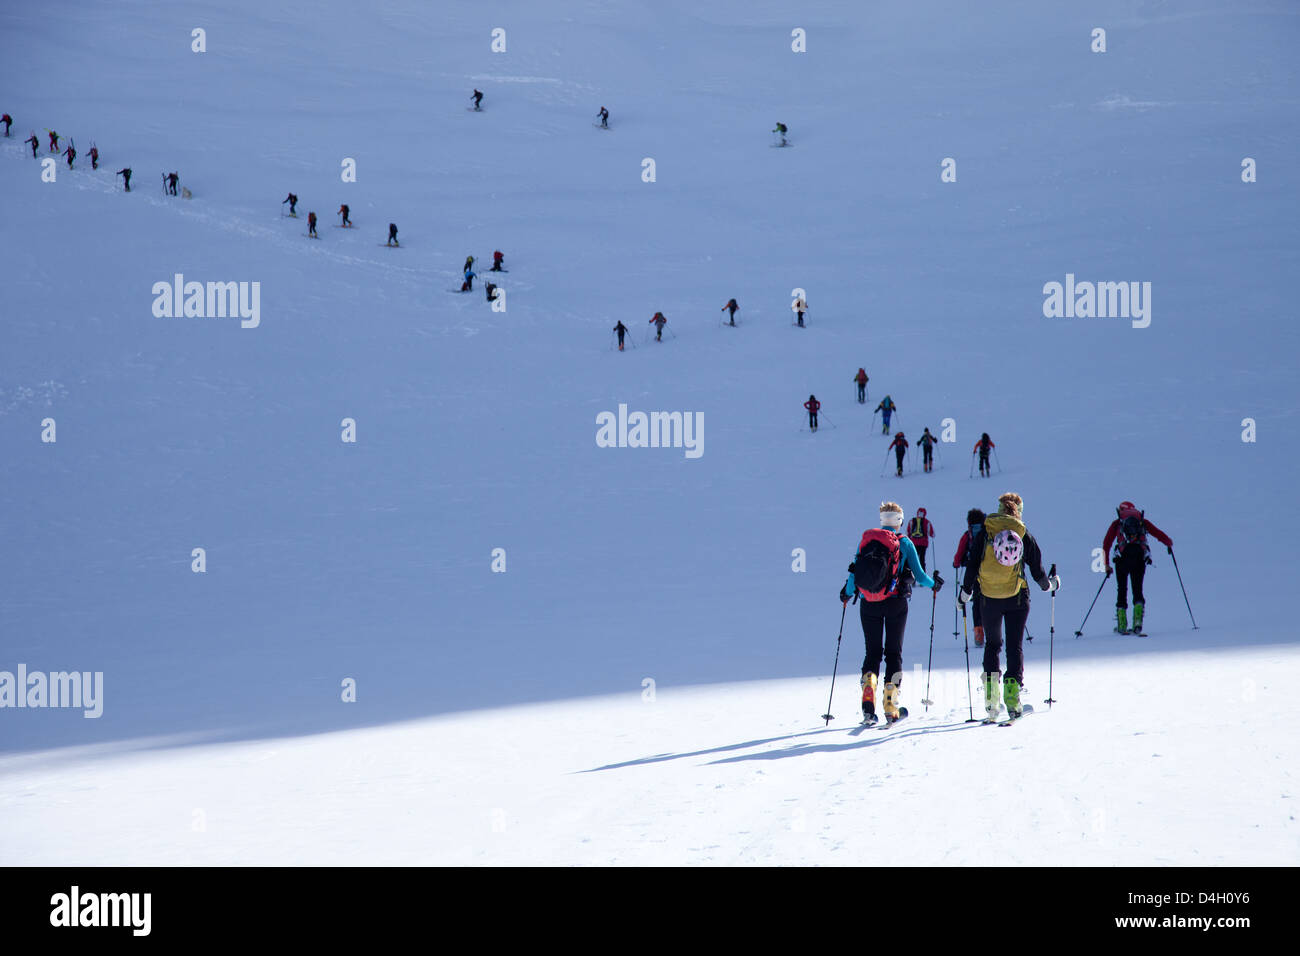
xmin=597 ymin=106 xmax=609 ymax=129
xmin=48 ymin=130 xmax=59 ymax=153
xmin=854 ymin=368 xmax=869 ymax=403
xmin=387 ymin=223 xmax=399 ymax=246
xmin=613 ymin=320 xmax=628 ymax=351
xmin=650 ymin=312 xmax=667 ymax=341
xmin=338 ymin=204 xmax=351 ymax=227
xmin=485 ymin=281 xmax=499 ymax=303
xmin=722 ymin=298 xmax=738 ymax=326
xmin=62 ymin=142 xmax=75 ymax=168
xmin=461 ymin=269 xmax=477 ymax=292
xmin=772 ymin=121 xmax=788 ymax=146
xmin=307 ymin=211 xmax=318 ymax=237
xmin=25 ymin=132 xmax=39 ymax=157
xmin=1 ymin=113 xmax=12 ymax=137
xmin=117 ymin=167 xmax=132 ymax=191
xmin=88 ymin=145 xmax=98 ymax=170
xmin=490 ymin=250 xmax=505 ymax=272
xmin=875 ymin=396 xmax=896 ymax=434
xmin=918 ymin=427 xmax=937 ymax=472
xmin=463 ymin=255 xmax=475 ymax=276
xmin=165 ymin=171 xmax=179 ymax=196
xmin=471 ymin=89 xmax=484 ymax=110
xmin=792 ymin=294 xmax=807 ymax=327
xmin=1103 ymin=501 xmax=1173 ymax=635
xmin=804 ymin=395 xmax=821 ymax=432
xmin=282 ymin=193 xmax=298 ymax=216
xmin=888 ymin=431 xmax=909 ymax=476
xmin=974 ymin=433 xmax=995 ymax=477
xmin=907 ymin=507 xmax=934 ymax=569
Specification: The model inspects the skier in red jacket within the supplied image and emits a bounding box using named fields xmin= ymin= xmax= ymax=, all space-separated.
xmin=973 ymin=433 xmax=995 ymax=477
xmin=854 ymin=368 xmax=869 ymax=404
xmin=649 ymin=312 xmax=667 ymax=341
xmin=888 ymin=431 xmax=909 ymax=476
xmin=906 ymin=507 xmax=935 ymax=570
xmin=952 ymin=508 xmax=987 ymax=644
xmin=803 ymin=395 xmax=821 ymax=432
xmin=1102 ymin=501 xmax=1173 ymax=634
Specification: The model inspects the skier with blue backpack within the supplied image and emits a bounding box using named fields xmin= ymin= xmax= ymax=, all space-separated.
xmin=840 ymin=501 xmax=943 ymax=726
xmin=958 ymin=492 xmax=1059 ymax=722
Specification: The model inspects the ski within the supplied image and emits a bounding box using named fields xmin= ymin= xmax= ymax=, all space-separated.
xmin=592 ymin=123 xmax=611 ymax=130
xmin=885 ymin=706 xmax=909 ymax=727
xmin=998 ymin=704 xmax=1035 ymax=727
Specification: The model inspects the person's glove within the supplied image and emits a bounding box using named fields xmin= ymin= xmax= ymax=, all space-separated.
xmin=847 ymin=562 xmax=856 ymax=573
xmin=931 ymin=572 xmax=944 ymax=592
xmin=1105 ymin=567 xmax=1113 ymax=578
xmin=1048 ymin=572 xmax=1061 ymax=592
xmin=839 ymin=586 xmax=851 ymax=605
xmin=1145 ymin=556 xmax=1153 ymax=566
xmin=958 ymin=589 xmax=971 ymax=607
xmin=1166 ymin=545 xmax=1173 ymax=556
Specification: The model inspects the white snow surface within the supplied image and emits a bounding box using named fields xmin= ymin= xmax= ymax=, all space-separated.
xmin=1 ymin=0 xmax=1298 ymax=865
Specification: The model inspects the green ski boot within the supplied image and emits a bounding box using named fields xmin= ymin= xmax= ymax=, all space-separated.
xmin=1116 ymin=607 xmax=1129 ymax=635
xmin=1004 ymin=678 xmax=1022 ymax=719
xmin=982 ymin=672 xmax=1002 ymax=723
xmin=1133 ymin=603 xmax=1145 ymax=635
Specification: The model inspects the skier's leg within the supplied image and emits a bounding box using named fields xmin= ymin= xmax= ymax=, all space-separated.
xmin=882 ymin=597 xmax=908 ymax=718
xmin=860 ymin=602 xmax=884 ymax=716
xmin=972 ymin=583 xmax=984 ymax=645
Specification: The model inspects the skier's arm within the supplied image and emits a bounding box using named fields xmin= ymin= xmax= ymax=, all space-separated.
xmin=898 ymin=537 xmax=935 ymax=589
xmin=1022 ymin=533 xmax=1050 ymax=590
xmin=1101 ymin=520 xmax=1120 ymax=567
xmin=1143 ymin=519 xmax=1173 ymax=548
xmin=953 ymin=531 xmax=969 ymax=569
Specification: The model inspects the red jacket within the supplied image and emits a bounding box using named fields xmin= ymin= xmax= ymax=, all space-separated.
xmin=854 ymin=370 xmax=868 ymax=384
xmin=889 ymin=435 xmax=908 ymax=451
xmin=650 ymin=314 xmax=666 ymax=325
xmin=973 ymin=438 xmax=995 ymax=452
xmin=907 ymin=512 xmax=934 ymax=546
xmin=953 ymin=530 xmax=972 ymax=569
xmin=1103 ymin=517 xmax=1172 ymax=567
xmin=804 ymin=399 xmax=821 ymax=413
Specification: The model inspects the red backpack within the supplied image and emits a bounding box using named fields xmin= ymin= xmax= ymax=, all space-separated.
xmin=855 ymin=529 xmax=902 ymax=601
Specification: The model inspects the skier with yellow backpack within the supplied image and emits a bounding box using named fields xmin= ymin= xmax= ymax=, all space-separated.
xmin=958 ymin=493 xmax=1059 ymax=722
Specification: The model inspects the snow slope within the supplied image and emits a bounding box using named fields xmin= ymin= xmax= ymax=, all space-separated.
xmin=1 ymin=0 xmax=1298 ymax=864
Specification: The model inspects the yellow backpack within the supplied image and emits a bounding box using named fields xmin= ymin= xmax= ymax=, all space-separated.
xmin=978 ymin=513 xmax=1028 ymax=599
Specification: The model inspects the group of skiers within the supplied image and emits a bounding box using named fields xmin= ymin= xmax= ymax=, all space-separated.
xmin=843 ymin=493 xmax=1059 ymax=724
xmin=6 ymin=111 xmax=156 ymax=191
xmin=842 ymin=494 xmax=1182 ymax=723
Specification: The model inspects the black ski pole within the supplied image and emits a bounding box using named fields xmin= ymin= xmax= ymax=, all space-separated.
xmin=1169 ymin=549 xmax=1199 ymax=629
xmin=1074 ymin=569 xmax=1111 ymax=637
xmin=961 ymin=602 xmax=979 ymax=723
xmin=921 ymin=585 xmax=938 ymax=709
xmin=822 ymin=602 xmax=847 ymax=724
xmin=1045 ymin=564 xmax=1058 ymax=706
xmin=953 ymin=575 xmax=959 ymax=637
xmin=993 ymin=448 xmax=1003 ymax=473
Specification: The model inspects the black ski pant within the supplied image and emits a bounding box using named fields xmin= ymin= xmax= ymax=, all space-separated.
xmin=1114 ymin=544 xmax=1148 ymax=608
xmin=979 ymin=452 xmax=990 ymax=474
xmin=922 ymin=447 xmax=933 ymax=468
xmin=797 ymin=312 xmax=805 ymax=326
xmin=980 ymin=589 xmax=1030 ymax=684
xmin=808 ymin=413 xmax=817 ymax=430
xmin=913 ymin=544 xmax=928 ymax=570
xmin=894 ymin=447 xmax=905 ymax=472
xmin=857 ymin=384 xmax=866 ymax=403
xmin=860 ymin=592 xmax=908 ymax=687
